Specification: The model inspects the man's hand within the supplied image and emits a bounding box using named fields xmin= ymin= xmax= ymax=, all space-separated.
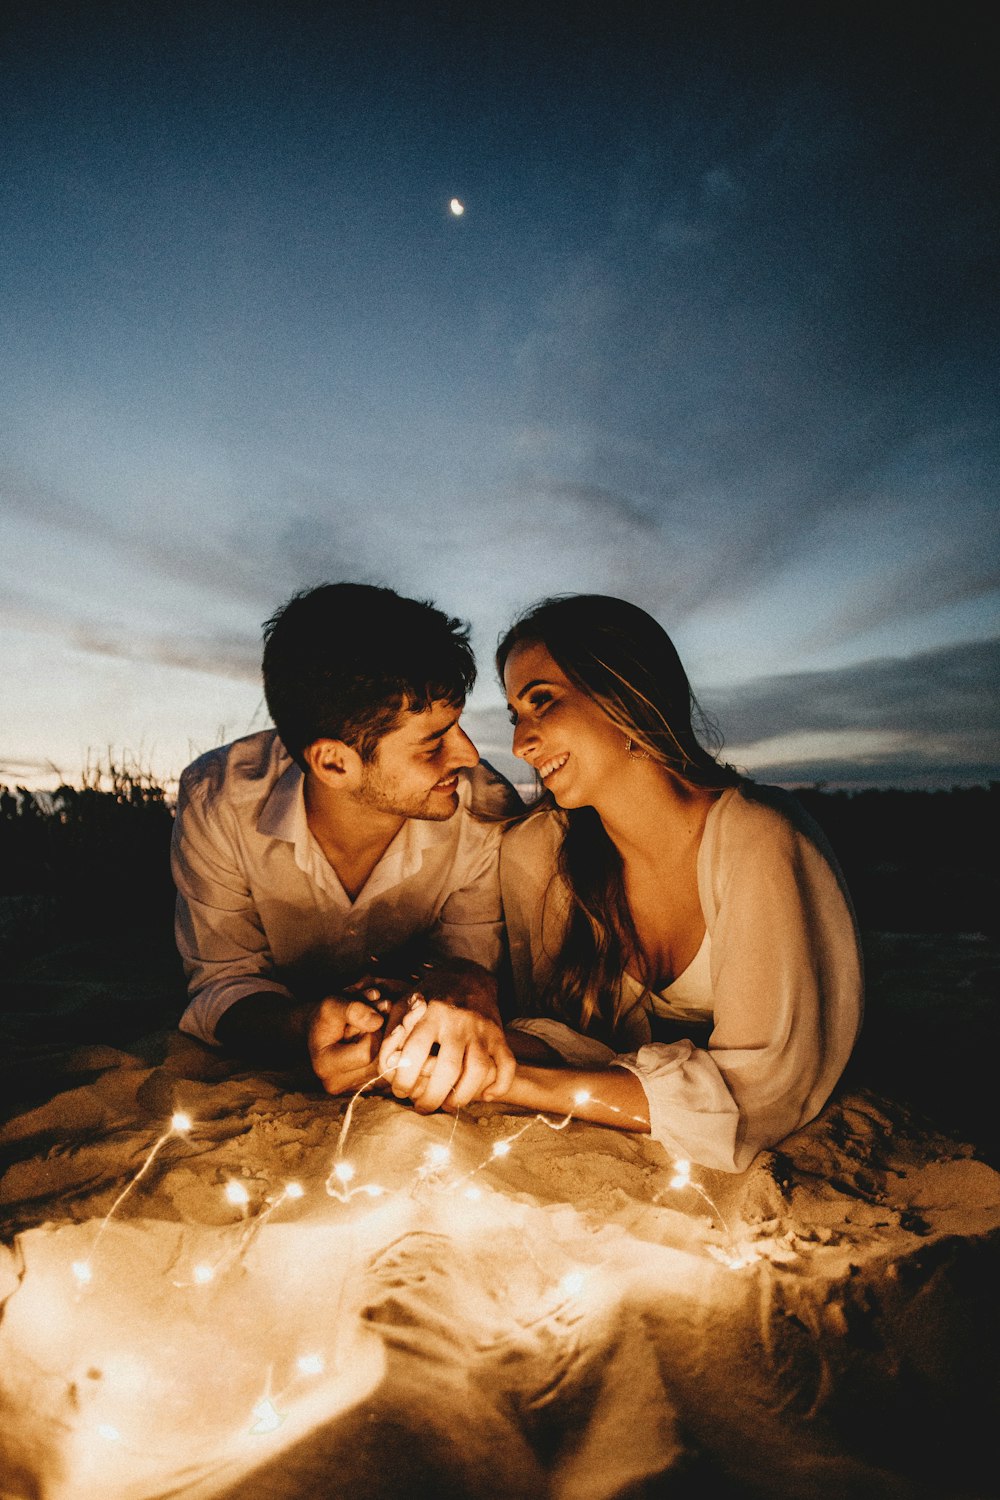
xmin=307 ymin=992 xmax=391 ymax=1096
xmin=378 ymin=994 xmax=516 ymax=1113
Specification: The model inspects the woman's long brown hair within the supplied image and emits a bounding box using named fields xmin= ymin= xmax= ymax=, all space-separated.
xmin=497 ymin=594 xmax=742 ymax=1039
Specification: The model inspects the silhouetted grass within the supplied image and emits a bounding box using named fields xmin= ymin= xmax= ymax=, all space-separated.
xmin=0 ymin=760 xmax=181 ymax=1044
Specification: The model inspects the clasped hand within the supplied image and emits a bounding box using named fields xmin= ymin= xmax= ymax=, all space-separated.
xmin=307 ymin=974 xmax=515 ymax=1112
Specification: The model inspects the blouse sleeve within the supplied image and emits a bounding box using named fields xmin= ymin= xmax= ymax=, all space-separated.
xmin=613 ymin=792 xmax=863 ymax=1172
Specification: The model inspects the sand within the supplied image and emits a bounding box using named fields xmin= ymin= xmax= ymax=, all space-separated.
xmin=1 ymin=1028 xmax=998 ymax=1500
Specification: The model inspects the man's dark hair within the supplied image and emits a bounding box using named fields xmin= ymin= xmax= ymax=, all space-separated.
xmin=262 ymin=583 xmax=476 ymax=768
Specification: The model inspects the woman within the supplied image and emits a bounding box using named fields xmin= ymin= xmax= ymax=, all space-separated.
xmin=490 ymin=593 xmax=863 ymax=1173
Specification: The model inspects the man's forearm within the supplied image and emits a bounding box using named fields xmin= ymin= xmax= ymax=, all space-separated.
xmin=420 ymin=960 xmax=502 ymax=1024
xmin=214 ymin=991 xmax=316 ymax=1065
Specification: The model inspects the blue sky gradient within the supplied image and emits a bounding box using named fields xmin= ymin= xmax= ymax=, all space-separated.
xmin=2 ymin=2 xmax=997 ymax=788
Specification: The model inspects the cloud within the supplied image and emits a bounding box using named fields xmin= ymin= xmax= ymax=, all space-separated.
xmin=735 ymin=749 xmax=999 ymax=791
xmin=0 ymin=585 xmax=260 ymax=682
xmin=818 ymin=520 xmax=1000 ymax=646
xmin=506 ymin=73 xmax=999 ymax=637
xmin=707 ymin=637 xmax=999 ymax=743
xmin=705 ymin=637 xmax=999 ymax=785
xmin=74 ymin=625 xmax=260 ymax=682
xmin=0 ymin=460 xmax=392 ymax=625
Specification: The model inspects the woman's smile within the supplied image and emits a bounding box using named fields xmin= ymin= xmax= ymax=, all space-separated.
xmin=537 ymin=752 xmax=570 ymax=782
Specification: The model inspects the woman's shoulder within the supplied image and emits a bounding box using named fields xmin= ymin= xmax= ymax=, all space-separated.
xmin=500 ymin=803 xmax=565 ymax=869
xmin=709 ymin=781 xmax=844 ymax=877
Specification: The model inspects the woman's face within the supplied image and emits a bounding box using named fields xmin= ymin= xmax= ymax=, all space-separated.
xmin=503 ymin=640 xmax=626 ymax=809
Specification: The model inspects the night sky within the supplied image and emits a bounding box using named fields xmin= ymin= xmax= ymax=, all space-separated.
xmin=3 ymin=1 xmax=997 ymax=790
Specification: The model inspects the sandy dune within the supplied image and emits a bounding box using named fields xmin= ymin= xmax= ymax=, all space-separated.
xmin=1 ymin=1030 xmax=998 ymax=1499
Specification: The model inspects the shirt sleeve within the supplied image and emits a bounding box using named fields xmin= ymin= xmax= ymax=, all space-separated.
xmin=613 ymin=800 xmax=863 ymax=1172
xmin=172 ymin=770 xmax=292 ymax=1045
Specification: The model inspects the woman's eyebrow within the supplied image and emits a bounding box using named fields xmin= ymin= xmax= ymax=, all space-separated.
xmin=511 ymin=677 xmax=553 ymax=700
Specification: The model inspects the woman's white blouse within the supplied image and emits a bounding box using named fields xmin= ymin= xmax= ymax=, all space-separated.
xmin=500 ymin=784 xmax=864 ymax=1173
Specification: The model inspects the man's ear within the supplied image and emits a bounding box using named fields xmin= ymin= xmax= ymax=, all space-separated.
xmin=303 ymin=738 xmax=362 ymax=788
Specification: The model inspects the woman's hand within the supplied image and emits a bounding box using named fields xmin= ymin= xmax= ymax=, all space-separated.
xmin=379 ymin=996 xmax=516 ymax=1113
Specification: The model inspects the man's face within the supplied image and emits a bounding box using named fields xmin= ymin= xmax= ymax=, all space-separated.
xmin=356 ymin=699 xmax=480 ymax=820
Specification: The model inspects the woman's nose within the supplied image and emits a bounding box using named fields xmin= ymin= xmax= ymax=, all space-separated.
xmin=511 ymin=719 xmax=538 ymax=760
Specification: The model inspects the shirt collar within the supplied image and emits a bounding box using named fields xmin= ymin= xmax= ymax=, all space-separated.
xmin=256 ymin=760 xmax=468 ymax=901
xmin=257 ymin=759 xmax=308 ymax=847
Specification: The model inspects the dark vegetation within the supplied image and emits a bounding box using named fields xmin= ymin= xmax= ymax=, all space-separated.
xmin=791 ymin=783 xmax=998 ymax=937
xmin=0 ymin=763 xmax=183 ymax=1066
xmin=0 ymin=773 xmax=997 ymax=1156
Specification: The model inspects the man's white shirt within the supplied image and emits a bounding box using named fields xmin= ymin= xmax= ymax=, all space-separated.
xmin=173 ymin=730 xmax=519 ymax=1044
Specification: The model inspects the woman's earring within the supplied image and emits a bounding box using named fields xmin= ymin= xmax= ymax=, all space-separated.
xmin=625 ymin=737 xmax=650 ymax=760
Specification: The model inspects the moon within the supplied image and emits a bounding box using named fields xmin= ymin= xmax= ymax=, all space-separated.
xmin=449 ymin=198 xmax=465 ymax=216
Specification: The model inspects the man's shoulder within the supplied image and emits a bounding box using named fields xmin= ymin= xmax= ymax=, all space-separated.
xmin=178 ymin=730 xmax=291 ymax=813
xmin=459 ymin=760 xmax=526 ymax=822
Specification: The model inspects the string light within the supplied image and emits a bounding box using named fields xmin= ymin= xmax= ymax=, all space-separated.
xmin=40 ymin=1091 xmax=760 ymax=1477
xmin=249 ymin=1398 xmax=284 ymax=1435
xmin=669 ymin=1159 xmax=692 ymax=1191
xmin=225 ymin=1180 xmax=251 ymax=1209
xmin=74 ymin=1108 xmax=195 ymax=1282
xmin=662 ymin=1156 xmax=758 ymax=1266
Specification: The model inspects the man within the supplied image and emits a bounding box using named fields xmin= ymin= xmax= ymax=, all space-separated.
xmin=173 ymin=582 xmax=521 ymax=1111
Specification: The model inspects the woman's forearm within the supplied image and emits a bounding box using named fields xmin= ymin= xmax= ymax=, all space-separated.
xmin=495 ymin=1063 xmax=650 ymax=1133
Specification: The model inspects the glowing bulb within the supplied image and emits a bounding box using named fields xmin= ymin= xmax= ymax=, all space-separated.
xmin=669 ymin=1159 xmax=692 ymax=1190
xmin=285 ymin=1181 xmax=305 ymax=1199
xmin=297 ymin=1353 xmax=325 ymax=1376
xmin=225 ymin=1180 xmax=251 ymax=1207
xmin=560 ymin=1272 xmax=586 ymax=1296
xmin=72 ymin=1260 xmax=93 ymax=1285
xmin=171 ymin=1112 xmax=193 ymax=1133
xmin=491 ymin=1140 xmax=511 ymax=1158
xmin=573 ymin=1089 xmax=591 ymax=1106
xmin=333 ymin=1161 xmax=356 ymax=1184
xmin=249 ymin=1398 xmax=285 ymax=1435
xmin=426 ymin=1144 xmax=451 ymax=1167
xmin=193 ymin=1263 xmax=215 ymax=1284
xmin=97 ymin=1423 xmax=121 ymax=1442
xmin=449 ymin=198 xmax=465 ymax=216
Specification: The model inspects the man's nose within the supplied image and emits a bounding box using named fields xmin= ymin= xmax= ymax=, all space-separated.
xmin=449 ymin=724 xmax=480 ymax=768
